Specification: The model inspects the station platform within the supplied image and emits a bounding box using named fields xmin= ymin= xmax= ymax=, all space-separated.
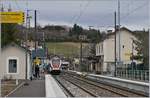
xmin=6 ymin=74 xmax=66 ymax=97
xmin=7 ymin=77 xmax=45 ymax=97
xmin=45 ymin=74 xmax=66 ymax=97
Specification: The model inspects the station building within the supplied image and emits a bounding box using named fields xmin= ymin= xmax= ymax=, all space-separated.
xmin=0 ymin=43 xmax=32 ymax=79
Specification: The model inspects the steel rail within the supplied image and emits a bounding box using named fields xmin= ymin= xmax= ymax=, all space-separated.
xmin=53 ymin=76 xmax=74 ymax=97
xmin=64 ymin=72 xmax=148 ymax=97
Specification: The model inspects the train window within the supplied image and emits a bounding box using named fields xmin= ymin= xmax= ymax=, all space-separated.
xmin=52 ymin=59 xmax=60 ymax=64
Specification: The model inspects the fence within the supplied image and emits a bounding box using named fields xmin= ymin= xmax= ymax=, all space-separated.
xmin=116 ymin=68 xmax=149 ymax=82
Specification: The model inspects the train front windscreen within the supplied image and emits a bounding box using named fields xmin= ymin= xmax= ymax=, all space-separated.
xmin=51 ymin=59 xmax=61 ymax=68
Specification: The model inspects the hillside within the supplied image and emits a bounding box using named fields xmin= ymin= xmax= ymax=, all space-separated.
xmin=46 ymin=42 xmax=88 ymax=57
xmin=17 ymin=24 xmax=103 ymax=43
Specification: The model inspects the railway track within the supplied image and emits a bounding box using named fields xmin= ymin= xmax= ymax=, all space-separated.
xmin=60 ymin=77 xmax=98 ymax=97
xmin=52 ymin=75 xmax=74 ymax=97
xmin=62 ymin=72 xmax=148 ymax=97
xmin=53 ymin=75 xmax=97 ymax=97
xmin=61 ymin=75 xmax=125 ymax=97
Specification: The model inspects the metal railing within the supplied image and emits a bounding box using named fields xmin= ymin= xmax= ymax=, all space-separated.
xmin=116 ymin=69 xmax=149 ymax=82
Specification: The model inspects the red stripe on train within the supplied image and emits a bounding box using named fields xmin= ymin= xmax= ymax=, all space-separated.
xmin=52 ymin=64 xmax=60 ymax=68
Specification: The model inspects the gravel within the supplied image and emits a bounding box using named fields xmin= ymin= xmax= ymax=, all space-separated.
xmin=56 ymin=75 xmax=93 ymax=97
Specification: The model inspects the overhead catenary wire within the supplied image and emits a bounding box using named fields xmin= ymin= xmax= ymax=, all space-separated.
xmin=97 ymin=12 xmax=114 ymax=28
xmin=72 ymin=1 xmax=91 ymax=25
xmin=69 ymin=1 xmax=84 ymax=24
xmin=75 ymin=1 xmax=90 ymax=23
xmin=97 ymin=1 xmax=147 ymax=30
xmin=121 ymin=2 xmax=148 ymax=20
xmin=14 ymin=0 xmax=21 ymax=11
xmin=120 ymin=1 xmax=148 ymax=30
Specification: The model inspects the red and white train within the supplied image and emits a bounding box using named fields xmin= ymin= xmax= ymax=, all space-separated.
xmin=49 ymin=56 xmax=62 ymax=74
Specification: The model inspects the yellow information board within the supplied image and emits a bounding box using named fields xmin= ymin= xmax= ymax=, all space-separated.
xmin=0 ymin=11 xmax=24 ymax=24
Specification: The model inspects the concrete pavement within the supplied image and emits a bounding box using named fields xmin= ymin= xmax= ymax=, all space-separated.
xmin=8 ymin=77 xmax=45 ymax=97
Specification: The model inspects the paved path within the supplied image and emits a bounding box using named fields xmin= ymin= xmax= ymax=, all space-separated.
xmin=8 ymin=77 xmax=45 ymax=97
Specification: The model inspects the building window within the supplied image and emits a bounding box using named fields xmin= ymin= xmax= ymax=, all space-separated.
xmin=122 ymin=45 xmax=125 ymax=48
xmin=8 ymin=59 xmax=17 ymax=73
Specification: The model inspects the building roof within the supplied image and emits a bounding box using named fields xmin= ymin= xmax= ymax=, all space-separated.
xmin=107 ymin=27 xmax=133 ymax=35
xmin=2 ymin=42 xmax=31 ymax=53
xmin=105 ymin=27 xmax=136 ymax=39
xmin=96 ymin=27 xmax=138 ymax=44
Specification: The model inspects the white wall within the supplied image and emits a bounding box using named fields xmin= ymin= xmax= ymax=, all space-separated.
xmin=0 ymin=46 xmax=31 ymax=79
xmin=95 ymin=29 xmax=139 ymax=72
xmin=116 ymin=30 xmax=137 ymax=63
xmin=103 ymin=37 xmax=115 ymax=62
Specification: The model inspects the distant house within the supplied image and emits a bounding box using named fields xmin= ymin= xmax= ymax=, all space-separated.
xmin=0 ymin=43 xmax=32 ymax=79
xmin=21 ymin=40 xmax=39 ymax=51
xmin=95 ymin=27 xmax=140 ymax=74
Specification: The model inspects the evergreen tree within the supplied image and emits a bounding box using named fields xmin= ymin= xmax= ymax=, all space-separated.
xmin=134 ymin=31 xmax=149 ymax=70
xmin=1 ymin=23 xmax=19 ymax=47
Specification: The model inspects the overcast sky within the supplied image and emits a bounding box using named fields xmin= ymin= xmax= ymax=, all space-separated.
xmin=1 ymin=0 xmax=149 ymax=30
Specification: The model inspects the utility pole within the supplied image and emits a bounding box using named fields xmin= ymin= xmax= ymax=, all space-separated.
xmin=0 ymin=4 xmax=1 ymax=97
xmin=33 ymin=10 xmax=37 ymax=79
xmin=42 ymin=32 xmax=45 ymax=50
xmin=43 ymin=32 xmax=46 ymax=59
xmin=25 ymin=10 xmax=30 ymax=85
xmin=131 ymin=39 xmax=134 ymax=71
xmin=118 ymin=0 xmax=121 ymax=64
xmin=34 ymin=10 xmax=37 ymax=55
xmin=79 ymin=35 xmax=85 ymax=71
xmin=80 ymin=38 xmax=83 ymax=71
xmin=114 ymin=11 xmax=117 ymax=77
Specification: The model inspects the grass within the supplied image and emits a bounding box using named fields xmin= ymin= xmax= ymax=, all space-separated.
xmin=46 ymin=42 xmax=88 ymax=57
